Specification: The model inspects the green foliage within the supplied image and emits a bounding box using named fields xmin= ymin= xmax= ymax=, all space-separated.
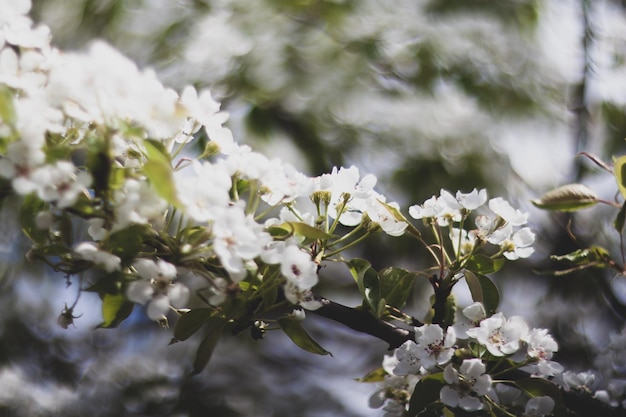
xmin=532 ymin=183 xmax=599 ymax=212
xmin=348 ymin=258 xmax=383 ymax=317
xmin=615 ymin=201 xmax=626 ymax=234
xmin=465 ymin=255 xmax=504 ymax=275
xmin=614 ymin=155 xmax=626 ymax=200
xmin=0 ymin=85 xmax=16 ymax=129
xmin=20 ymin=194 xmax=49 ymax=245
xmin=98 ymin=292 xmax=134 ymax=328
xmin=274 ymin=221 xmax=336 ymax=242
xmin=143 ymin=139 xmax=181 ymax=207
xmin=550 ymin=246 xmax=611 ymax=271
xmin=408 ymin=373 xmax=445 ymax=417
xmin=355 ymin=367 xmax=386 ymax=383
xmin=378 ymin=267 xmax=418 ymax=310
xmin=172 ymin=308 xmax=217 ymax=342
xmin=103 ymin=224 xmax=151 ymax=266
xmin=192 ymin=319 xmax=227 ymax=374
xmin=277 ymin=315 xmax=332 ymax=356
xmin=464 ymin=271 xmax=500 ymax=316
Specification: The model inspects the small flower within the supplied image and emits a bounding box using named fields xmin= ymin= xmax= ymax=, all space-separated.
xmin=365 ymin=197 xmax=408 ymax=237
xmin=456 ymin=188 xmax=488 ymax=210
xmin=415 ymin=324 xmax=456 ymax=369
xmin=74 ymin=242 xmax=121 ymax=272
xmin=283 ymin=281 xmax=323 ymax=310
xmin=392 ymin=341 xmax=423 ymax=376
xmin=490 ymin=225 xmax=535 ymax=260
xmin=453 ymin=302 xmax=486 ymax=339
xmin=280 ymin=245 xmax=318 ymax=290
xmin=466 ymin=313 xmax=529 ymax=357
xmin=488 ymin=197 xmax=528 ymax=226
xmin=523 ymin=396 xmax=555 ymax=417
xmin=126 ymin=258 xmax=189 ymax=322
xmin=524 ymin=328 xmax=558 ymax=360
xmin=440 ymin=359 xmax=492 ymax=411
xmin=211 ymin=205 xmax=273 ymax=282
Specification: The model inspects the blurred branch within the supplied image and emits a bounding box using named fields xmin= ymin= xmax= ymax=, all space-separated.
xmin=572 ymin=0 xmax=594 ymax=181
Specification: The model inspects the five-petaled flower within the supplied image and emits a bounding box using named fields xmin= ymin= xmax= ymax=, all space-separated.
xmin=440 ymin=359 xmax=493 ymax=411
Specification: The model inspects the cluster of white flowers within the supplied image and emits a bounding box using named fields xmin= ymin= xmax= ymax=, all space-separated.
xmin=371 ymin=303 xmax=560 ymax=415
xmin=409 ymin=189 xmax=536 ymax=260
xmin=0 ymin=0 xmax=417 ymax=324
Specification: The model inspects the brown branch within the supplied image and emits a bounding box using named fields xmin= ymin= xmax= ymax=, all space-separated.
xmin=310 ymin=296 xmax=414 ymax=349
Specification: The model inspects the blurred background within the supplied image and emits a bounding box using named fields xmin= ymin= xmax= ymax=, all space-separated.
xmin=1 ymin=0 xmax=626 ymax=415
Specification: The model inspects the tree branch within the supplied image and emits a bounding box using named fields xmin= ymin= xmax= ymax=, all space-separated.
xmin=310 ymin=295 xmax=625 ymax=417
xmin=310 ymin=296 xmax=414 ymax=349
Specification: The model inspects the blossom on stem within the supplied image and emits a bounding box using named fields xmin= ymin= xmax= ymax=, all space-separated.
xmin=489 ymin=224 xmax=535 ymax=260
xmin=523 ymin=396 xmax=555 ymax=417
xmin=74 ymin=242 xmax=121 ymax=273
xmin=392 ymin=340 xmax=423 ymax=376
xmin=453 ymin=301 xmax=486 ymax=339
xmin=211 ymin=205 xmax=273 ymax=282
xmin=126 ymin=258 xmax=189 ymax=322
xmin=440 ymin=359 xmax=492 ymax=411
xmin=524 ymin=328 xmax=558 ymax=360
xmin=415 ymin=324 xmax=456 ymax=370
xmin=488 ymin=197 xmax=528 ymax=226
xmin=466 ymin=312 xmax=529 ymax=357
xmin=279 ymin=244 xmax=318 ymax=290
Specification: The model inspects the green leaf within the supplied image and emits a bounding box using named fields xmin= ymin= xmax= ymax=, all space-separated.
xmin=104 ymin=224 xmax=149 ymax=265
xmin=277 ymin=315 xmax=332 ymax=356
xmin=276 ymin=222 xmax=336 ymax=241
xmin=192 ymin=320 xmax=226 ymax=374
xmin=363 ymin=268 xmax=382 ymax=317
xmin=464 ymin=270 xmax=499 ymax=316
xmin=347 ymin=258 xmax=372 ymax=284
xmin=86 ymin=144 xmax=112 ymax=198
xmin=173 ymin=308 xmax=216 ymax=342
xmin=615 ymin=201 xmax=626 ymax=234
xmin=0 ymin=85 xmax=16 ymax=127
xmin=465 ymin=254 xmax=504 ymax=274
xmin=348 ymin=258 xmax=382 ymax=314
xmin=20 ymin=194 xmax=49 ymax=245
xmin=532 ymin=183 xmax=599 ymax=212
xmin=550 ymin=246 xmax=610 ymax=265
xmin=355 ymin=367 xmax=387 ymax=383
xmin=614 ymin=155 xmax=626 ymax=199
xmin=408 ymin=373 xmax=445 ymax=416
xmin=143 ymin=139 xmax=181 ymax=207
xmin=378 ymin=267 xmax=418 ymax=310
xmin=98 ymin=292 xmax=134 ymax=328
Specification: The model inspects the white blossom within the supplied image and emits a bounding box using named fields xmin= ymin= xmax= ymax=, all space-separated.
xmin=126 ymin=258 xmax=189 ymax=322
xmin=74 ymin=242 xmax=121 ymax=273
xmin=392 ymin=341 xmax=423 ymax=376
xmin=466 ymin=313 xmax=529 ymax=357
xmin=279 ymin=245 xmax=318 ymax=290
xmin=175 ymin=160 xmax=232 ymax=222
xmin=211 ymin=205 xmax=272 ymax=282
xmin=488 ymin=197 xmax=529 ymax=226
xmin=523 ymin=396 xmax=555 ymax=417
xmin=524 ymin=328 xmax=558 ymax=360
xmin=440 ymin=359 xmax=492 ymax=411
xmin=453 ymin=302 xmax=486 ymax=339
xmin=414 ymin=324 xmax=456 ymax=370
